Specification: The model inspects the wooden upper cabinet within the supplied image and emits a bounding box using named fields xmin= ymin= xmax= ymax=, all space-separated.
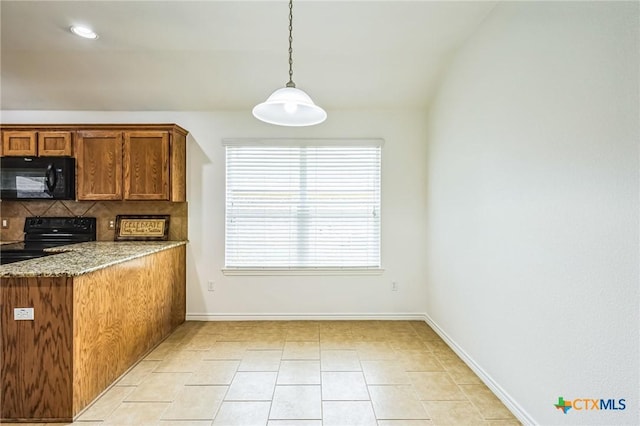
xmin=38 ymin=131 xmax=73 ymax=156
xmin=2 ymin=131 xmax=37 ymax=156
xmin=124 ymin=131 xmax=170 ymax=200
xmin=0 ymin=123 xmax=187 ymax=201
xmin=76 ymin=131 xmax=123 ymax=200
xmin=1 ymin=130 xmax=72 ymax=156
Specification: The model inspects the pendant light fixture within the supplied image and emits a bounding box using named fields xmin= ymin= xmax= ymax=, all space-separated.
xmin=253 ymin=0 xmax=327 ymax=126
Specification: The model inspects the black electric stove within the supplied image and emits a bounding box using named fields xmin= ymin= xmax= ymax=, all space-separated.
xmin=0 ymin=217 xmax=96 ymax=265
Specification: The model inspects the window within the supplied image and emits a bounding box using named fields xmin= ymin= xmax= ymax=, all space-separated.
xmin=224 ymin=139 xmax=382 ymax=271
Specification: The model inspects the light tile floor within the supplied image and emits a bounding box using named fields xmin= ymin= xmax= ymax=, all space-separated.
xmin=9 ymin=321 xmax=521 ymax=426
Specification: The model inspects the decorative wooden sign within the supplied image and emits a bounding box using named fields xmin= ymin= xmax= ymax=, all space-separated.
xmin=114 ymin=215 xmax=170 ymax=241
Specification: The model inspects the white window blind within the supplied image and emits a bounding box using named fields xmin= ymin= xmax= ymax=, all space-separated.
xmin=224 ymin=139 xmax=382 ymax=269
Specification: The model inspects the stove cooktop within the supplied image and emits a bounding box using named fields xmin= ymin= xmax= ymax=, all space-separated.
xmin=0 ymin=249 xmax=56 ymax=265
xmin=0 ymin=216 xmax=96 ymax=266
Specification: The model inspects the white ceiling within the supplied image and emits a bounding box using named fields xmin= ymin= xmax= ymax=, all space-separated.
xmin=1 ymin=1 xmax=497 ymax=111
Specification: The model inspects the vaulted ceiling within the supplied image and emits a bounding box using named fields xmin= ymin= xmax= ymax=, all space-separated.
xmin=1 ymin=1 xmax=497 ymax=111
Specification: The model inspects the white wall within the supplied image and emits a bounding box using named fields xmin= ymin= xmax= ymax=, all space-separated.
xmin=1 ymin=109 xmax=429 ymax=319
xmin=425 ymin=2 xmax=639 ymax=425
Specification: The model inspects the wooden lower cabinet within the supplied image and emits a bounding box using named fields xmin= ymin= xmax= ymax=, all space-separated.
xmin=0 ymin=245 xmax=186 ymax=422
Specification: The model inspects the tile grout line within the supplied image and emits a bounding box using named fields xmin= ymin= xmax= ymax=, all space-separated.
xmin=264 ymin=347 xmax=281 ymax=425
xmin=357 ymin=338 xmax=380 ymax=424
xmin=67 ymin=321 xmax=519 ymax=426
xmin=209 ymin=335 xmax=238 ymax=425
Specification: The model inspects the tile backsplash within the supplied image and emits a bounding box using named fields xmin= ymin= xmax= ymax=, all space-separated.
xmin=0 ymin=200 xmax=187 ymax=241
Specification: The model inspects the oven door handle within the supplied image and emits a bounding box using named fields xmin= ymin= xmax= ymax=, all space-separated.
xmin=44 ymin=163 xmax=58 ymax=194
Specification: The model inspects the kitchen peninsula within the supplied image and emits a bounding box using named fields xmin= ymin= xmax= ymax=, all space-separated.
xmin=0 ymin=122 xmax=189 ymax=422
xmin=0 ymin=240 xmax=186 ymax=422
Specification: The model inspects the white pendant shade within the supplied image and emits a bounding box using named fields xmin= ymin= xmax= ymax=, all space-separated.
xmin=253 ymin=0 xmax=326 ymax=127
xmin=253 ymin=87 xmax=327 ymax=127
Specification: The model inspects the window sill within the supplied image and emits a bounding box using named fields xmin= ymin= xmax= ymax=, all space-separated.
xmin=222 ymin=267 xmax=385 ymax=276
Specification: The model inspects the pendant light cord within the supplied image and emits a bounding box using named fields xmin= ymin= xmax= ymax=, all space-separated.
xmin=286 ymin=0 xmax=296 ymax=88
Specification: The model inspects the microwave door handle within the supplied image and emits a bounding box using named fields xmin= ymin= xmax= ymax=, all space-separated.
xmin=44 ymin=164 xmax=57 ymax=194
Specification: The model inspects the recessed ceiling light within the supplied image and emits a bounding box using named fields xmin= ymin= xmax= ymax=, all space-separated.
xmin=70 ymin=25 xmax=98 ymax=39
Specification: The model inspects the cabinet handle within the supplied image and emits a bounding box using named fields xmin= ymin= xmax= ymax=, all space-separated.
xmin=45 ymin=163 xmax=57 ymax=194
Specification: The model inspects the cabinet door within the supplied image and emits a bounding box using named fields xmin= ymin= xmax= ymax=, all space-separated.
xmin=123 ymin=131 xmax=169 ymax=200
xmin=2 ymin=131 xmax=37 ymax=156
xmin=38 ymin=131 xmax=73 ymax=156
xmin=77 ymin=131 xmax=123 ymax=200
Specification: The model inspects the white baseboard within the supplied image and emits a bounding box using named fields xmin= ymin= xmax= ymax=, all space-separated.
xmin=185 ymin=312 xmax=427 ymax=321
xmin=423 ymin=313 xmax=536 ymax=426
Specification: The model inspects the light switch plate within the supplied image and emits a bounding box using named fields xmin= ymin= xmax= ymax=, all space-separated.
xmin=14 ymin=308 xmax=34 ymax=320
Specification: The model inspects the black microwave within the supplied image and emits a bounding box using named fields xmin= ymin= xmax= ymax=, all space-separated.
xmin=0 ymin=157 xmax=76 ymax=200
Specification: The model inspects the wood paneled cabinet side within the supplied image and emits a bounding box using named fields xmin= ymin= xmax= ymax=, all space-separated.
xmin=2 ymin=130 xmax=37 ymax=156
xmin=0 ymin=245 xmax=186 ymax=422
xmin=0 ymin=276 xmax=74 ymax=421
xmin=124 ymin=131 xmax=170 ymax=200
xmin=76 ymin=130 xmax=123 ymax=200
xmin=170 ymin=128 xmax=187 ymax=202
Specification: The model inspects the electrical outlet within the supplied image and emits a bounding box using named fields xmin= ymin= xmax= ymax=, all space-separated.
xmin=391 ymin=281 xmax=398 ymax=291
xmin=1 ymin=219 xmax=8 ymax=229
xmin=208 ymin=281 xmax=215 ymax=291
xmin=14 ymin=307 xmax=34 ymax=321
xmin=108 ymin=220 xmax=115 ymax=230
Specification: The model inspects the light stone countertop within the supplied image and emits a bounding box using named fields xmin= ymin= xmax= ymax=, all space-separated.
xmin=0 ymin=240 xmax=187 ymax=278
